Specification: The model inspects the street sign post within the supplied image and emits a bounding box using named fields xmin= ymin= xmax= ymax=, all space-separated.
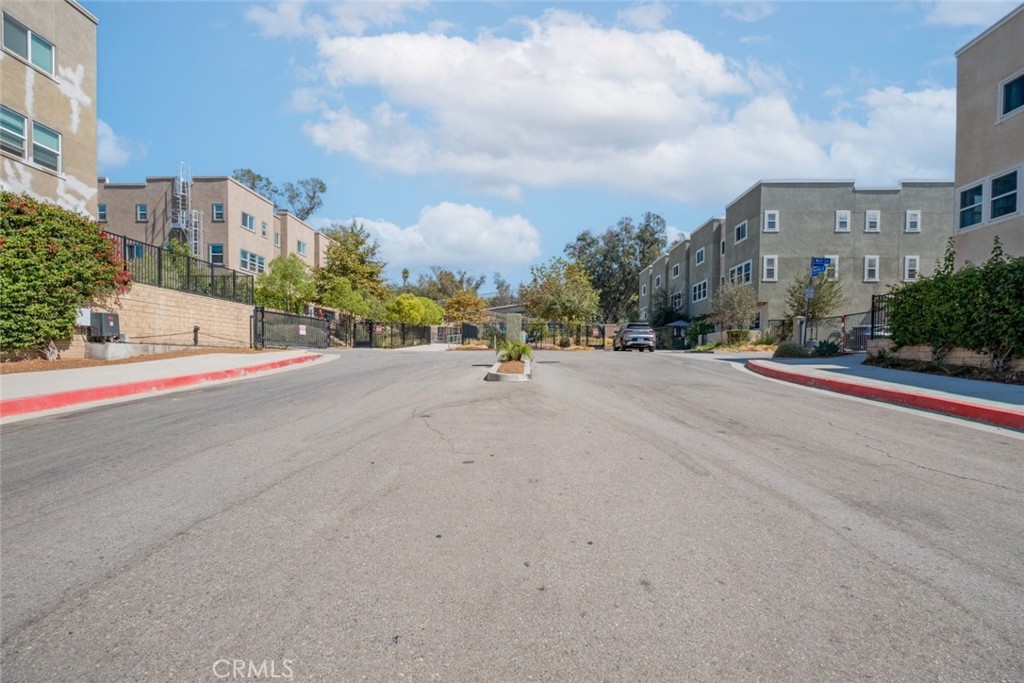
xmin=811 ymin=256 xmax=831 ymax=278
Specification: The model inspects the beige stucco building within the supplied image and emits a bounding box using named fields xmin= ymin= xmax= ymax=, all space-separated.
xmin=953 ymin=4 xmax=1024 ymax=265
xmin=1 ymin=0 xmax=98 ymax=217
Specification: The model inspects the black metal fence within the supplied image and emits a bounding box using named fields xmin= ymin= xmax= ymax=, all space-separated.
xmin=253 ymin=307 xmax=331 ymax=349
xmin=870 ymin=294 xmax=893 ymax=339
xmin=352 ymin=321 xmax=433 ymax=349
xmin=764 ymin=319 xmax=791 ymax=343
xmin=107 ymin=232 xmax=254 ymax=305
xmin=804 ymin=311 xmax=871 ymax=351
xmin=527 ymin=322 xmax=606 ymax=348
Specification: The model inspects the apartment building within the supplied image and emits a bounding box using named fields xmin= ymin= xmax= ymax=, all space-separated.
xmin=97 ymin=174 xmax=323 ymax=274
xmin=1 ymin=0 xmax=98 ymax=216
xmin=953 ymin=4 xmax=1024 ymax=265
xmin=639 ymin=180 xmax=955 ymax=328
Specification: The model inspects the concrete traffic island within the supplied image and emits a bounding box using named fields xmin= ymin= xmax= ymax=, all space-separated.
xmin=485 ymin=360 xmax=532 ymax=382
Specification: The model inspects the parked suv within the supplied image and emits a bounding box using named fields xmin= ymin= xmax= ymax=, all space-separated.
xmin=613 ymin=323 xmax=656 ymax=352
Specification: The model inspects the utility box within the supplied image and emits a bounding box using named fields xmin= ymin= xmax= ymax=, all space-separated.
xmin=90 ymin=312 xmax=120 ymax=340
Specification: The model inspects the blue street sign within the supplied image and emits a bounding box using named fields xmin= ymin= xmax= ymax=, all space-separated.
xmin=811 ymin=257 xmax=832 ymax=278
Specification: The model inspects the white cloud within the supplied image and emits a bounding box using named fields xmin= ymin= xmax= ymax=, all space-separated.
xmin=617 ymin=3 xmax=672 ymax=30
xmin=721 ymin=2 xmax=775 ymax=23
xmin=260 ymin=8 xmax=955 ymax=210
xmin=923 ymin=1 xmax=1019 ymax=27
xmin=246 ymin=1 xmax=428 ymax=38
xmin=346 ymin=203 xmax=542 ymax=271
xmin=97 ymin=119 xmax=145 ymax=169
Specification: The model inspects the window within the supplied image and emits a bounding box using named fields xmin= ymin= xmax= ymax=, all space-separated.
xmin=959 ymin=183 xmax=983 ymax=229
xmin=209 ymin=243 xmax=224 ymax=266
xmin=1001 ymin=71 xmax=1024 ymax=119
xmin=31 ymin=121 xmax=59 ymax=172
xmin=903 ymin=255 xmax=919 ymax=282
xmin=734 ymin=221 xmax=747 ymax=244
xmin=905 ymin=210 xmax=921 ymax=233
xmin=641 ymin=284 xmax=647 ymax=296
xmin=3 ymin=13 xmax=54 ymax=75
xmin=274 ymin=232 xmax=281 ymax=247
xmin=991 ymin=170 xmax=1018 ymax=220
xmin=240 ymin=249 xmax=266 ymax=273
xmin=261 ymin=220 xmax=268 ymax=238
xmin=97 ymin=204 xmax=107 ymax=222
xmin=835 ymin=210 xmax=850 ymax=233
xmin=864 ymin=210 xmax=880 ymax=233
xmin=763 ymin=210 xmax=779 ymax=233
xmin=762 ymin=255 xmax=777 ymax=282
xmin=728 ymin=260 xmax=752 ymax=284
xmin=825 ymin=255 xmax=839 ymax=281
xmin=863 ymin=255 xmax=879 ymax=282
xmin=639 ymin=307 xmax=647 ymax=321
xmin=671 ymin=292 xmax=683 ymax=310
xmin=211 ymin=203 xmax=224 ymax=222
xmin=241 ymin=211 xmax=255 ymax=231
xmin=671 ymin=263 xmax=680 ymax=278
xmin=297 ymin=240 xmax=308 ymax=256
xmin=720 ymin=240 xmax=725 ymax=255
xmin=0 ymin=105 xmax=26 ymax=157
xmin=135 ymin=203 xmax=148 ymax=222
xmin=695 ymin=247 xmax=705 ymax=265
xmin=691 ymin=280 xmax=708 ymax=303
xmin=654 ymin=275 xmax=662 ymax=289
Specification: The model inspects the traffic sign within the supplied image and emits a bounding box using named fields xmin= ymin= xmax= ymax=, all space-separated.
xmin=811 ymin=257 xmax=832 ymax=278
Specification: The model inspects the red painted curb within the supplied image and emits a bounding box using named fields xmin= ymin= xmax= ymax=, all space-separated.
xmin=746 ymin=360 xmax=1024 ymax=432
xmin=0 ymin=354 xmax=321 ymax=418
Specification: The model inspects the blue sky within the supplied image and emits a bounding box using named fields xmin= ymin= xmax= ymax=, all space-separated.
xmin=84 ymin=0 xmax=1019 ymax=288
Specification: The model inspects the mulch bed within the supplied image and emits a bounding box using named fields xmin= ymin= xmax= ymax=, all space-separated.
xmin=863 ymin=355 xmax=1024 ymax=385
xmin=0 ymin=347 xmax=263 ymax=375
xmin=497 ymin=360 xmax=526 ymax=374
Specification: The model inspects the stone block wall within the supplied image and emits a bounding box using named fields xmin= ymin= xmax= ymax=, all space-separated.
xmin=866 ymin=339 xmax=1024 ymax=371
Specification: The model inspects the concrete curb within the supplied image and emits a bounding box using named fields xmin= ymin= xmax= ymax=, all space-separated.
xmin=485 ymin=360 xmax=532 ymax=382
xmin=0 ymin=353 xmax=322 ymax=418
xmin=746 ymin=359 xmax=1024 ymax=432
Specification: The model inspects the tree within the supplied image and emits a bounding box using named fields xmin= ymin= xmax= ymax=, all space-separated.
xmin=489 ymin=272 xmax=516 ymax=306
xmin=232 ymin=168 xmax=279 ymax=206
xmin=319 ymin=274 xmax=370 ymax=318
xmin=565 ymin=212 xmax=667 ymax=322
xmin=710 ymin=282 xmax=760 ymax=331
xmin=255 ymin=254 xmax=315 ymax=314
xmin=444 ymin=290 xmax=488 ymax=323
xmin=314 ymin=221 xmax=389 ymax=306
xmin=415 ymin=267 xmax=486 ymax=302
xmin=282 ymin=178 xmax=326 ymax=221
xmin=0 ymin=192 xmax=130 ymax=357
xmin=520 ymin=258 xmax=600 ymax=326
xmin=401 ymin=268 xmax=410 ymax=289
xmin=386 ymin=293 xmax=444 ymax=325
xmin=783 ymin=268 xmax=846 ymax=321
xmin=649 ymin=288 xmax=685 ymax=327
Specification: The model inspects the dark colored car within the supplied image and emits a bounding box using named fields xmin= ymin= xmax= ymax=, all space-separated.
xmin=613 ymin=323 xmax=656 ymax=352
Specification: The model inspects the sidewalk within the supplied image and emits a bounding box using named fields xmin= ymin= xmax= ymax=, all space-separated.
xmin=0 ymin=350 xmax=327 ymax=420
xmin=746 ymin=353 xmax=1024 ymax=432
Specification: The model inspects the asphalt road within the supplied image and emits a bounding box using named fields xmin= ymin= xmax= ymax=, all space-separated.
xmin=2 ymin=348 xmax=1022 ymax=682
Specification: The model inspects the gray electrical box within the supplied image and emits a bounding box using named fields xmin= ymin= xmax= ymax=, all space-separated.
xmin=90 ymin=312 xmax=120 ymax=340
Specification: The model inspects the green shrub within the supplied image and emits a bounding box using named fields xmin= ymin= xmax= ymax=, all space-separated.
xmin=726 ymin=329 xmax=751 ymax=346
xmin=756 ymin=335 xmax=778 ymax=346
xmin=558 ymin=337 xmax=572 ymax=348
xmin=773 ymin=341 xmax=810 ymax=358
xmin=496 ymin=340 xmax=534 ymax=362
xmin=813 ymin=340 xmax=841 ymax=357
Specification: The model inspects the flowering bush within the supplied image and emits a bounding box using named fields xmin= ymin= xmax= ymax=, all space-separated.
xmin=0 ymin=192 xmax=130 ymax=354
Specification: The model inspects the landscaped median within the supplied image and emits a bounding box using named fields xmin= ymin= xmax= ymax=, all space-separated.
xmin=746 ymin=359 xmax=1024 ymax=432
xmin=485 ymin=359 xmax=533 ymax=382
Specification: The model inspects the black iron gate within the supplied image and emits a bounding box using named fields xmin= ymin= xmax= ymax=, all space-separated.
xmin=253 ymin=307 xmax=331 ymax=349
xmin=353 ymin=321 xmax=373 ymax=348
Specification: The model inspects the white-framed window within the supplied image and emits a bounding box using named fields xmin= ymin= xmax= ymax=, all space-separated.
xmin=864 ymin=210 xmax=880 ymax=233
xmin=30 ymin=121 xmax=60 ymax=172
xmin=0 ymin=105 xmax=27 ymax=158
xmin=670 ymin=292 xmax=683 ymax=310
xmin=3 ymin=13 xmax=54 ymax=76
xmin=135 ymin=203 xmax=148 ymax=222
xmin=835 ymin=210 xmax=850 ymax=233
xmin=734 ymin=220 xmax=747 ymax=244
xmin=728 ymin=260 xmax=752 ymax=285
xmin=211 ymin=203 xmax=224 ymax=222
xmin=671 ymin=263 xmax=680 ymax=279
xmin=763 ymin=210 xmax=779 ymax=233
xmin=261 ymin=220 xmax=269 ymax=238
xmin=241 ymin=211 xmax=255 ymax=232
xmin=97 ymin=204 xmax=107 ymax=222
xmin=825 ymin=255 xmax=839 ymax=281
xmin=654 ymin=275 xmax=662 ymax=289
xmin=240 ymin=249 xmax=266 ymax=273
xmin=641 ymin=284 xmax=647 ymax=296
xmin=999 ymin=69 xmax=1024 ymax=120
xmin=991 ymin=170 xmax=1019 ymax=221
xmin=639 ymin=307 xmax=648 ymax=321
xmin=691 ymin=279 xmax=708 ymax=303
xmin=209 ymin=243 xmax=224 ymax=266
xmin=762 ymin=255 xmax=777 ymax=282
xmin=959 ymin=183 xmax=984 ymax=229
xmin=863 ymin=255 xmax=879 ymax=282
xmin=720 ymin=240 xmax=725 ymax=255
xmin=274 ymin=232 xmax=281 ymax=247
xmin=905 ymin=210 xmax=921 ymax=233
xmin=695 ymin=247 xmax=705 ymax=265
xmin=903 ymin=255 xmax=919 ymax=282
xmin=297 ymin=240 xmax=308 ymax=256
